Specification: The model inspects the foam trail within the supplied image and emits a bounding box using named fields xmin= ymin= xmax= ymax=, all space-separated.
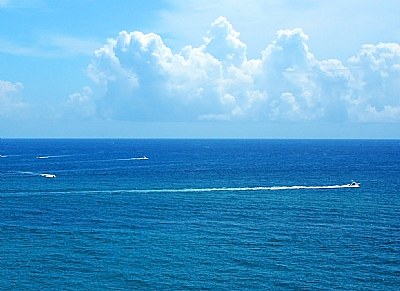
xmin=0 ymin=154 xmax=24 ymax=158
xmin=36 ymin=154 xmax=75 ymax=159
xmin=17 ymin=171 xmax=56 ymax=178
xmin=7 ymin=183 xmax=359 ymax=196
xmin=17 ymin=171 xmax=40 ymax=176
xmin=117 ymin=156 xmax=149 ymax=161
xmin=92 ymin=183 xmax=360 ymax=194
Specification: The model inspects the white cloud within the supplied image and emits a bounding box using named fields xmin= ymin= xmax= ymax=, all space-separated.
xmin=67 ymin=86 xmax=96 ymax=118
xmin=347 ymin=42 xmax=400 ymax=122
xmin=203 ymin=16 xmax=247 ymax=66
xmin=159 ymin=0 xmax=400 ymax=60
xmin=0 ymin=80 xmax=26 ymax=117
xmin=76 ymin=17 xmax=400 ymax=123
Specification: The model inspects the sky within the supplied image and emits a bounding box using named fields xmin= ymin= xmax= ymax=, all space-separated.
xmin=0 ymin=0 xmax=399 ymax=138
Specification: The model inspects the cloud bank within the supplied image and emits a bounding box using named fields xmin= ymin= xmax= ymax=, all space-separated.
xmin=72 ymin=17 xmax=400 ymax=123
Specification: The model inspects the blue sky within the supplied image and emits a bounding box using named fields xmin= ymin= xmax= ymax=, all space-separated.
xmin=0 ymin=0 xmax=399 ymax=138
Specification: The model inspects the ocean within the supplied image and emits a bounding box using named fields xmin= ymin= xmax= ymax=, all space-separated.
xmin=0 ymin=139 xmax=399 ymax=290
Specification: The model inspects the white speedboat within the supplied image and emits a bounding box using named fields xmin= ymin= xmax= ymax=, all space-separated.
xmin=348 ymin=181 xmax=360 ymax=188
xmin=41 ymin=173 xmax=56 ymax=178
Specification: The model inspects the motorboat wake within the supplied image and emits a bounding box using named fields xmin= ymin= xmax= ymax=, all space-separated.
xmin=118 ymin=156 xmax=149 ymax=161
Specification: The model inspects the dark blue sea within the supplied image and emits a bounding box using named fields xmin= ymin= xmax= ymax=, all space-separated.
xmin=1 ymin=139 xmax=399 ymax=290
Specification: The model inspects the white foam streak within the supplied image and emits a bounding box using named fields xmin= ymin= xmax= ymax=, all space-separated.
xmin=36 ymin=154 xmax=76 ymax=159
xmin=17 ymin=171 xmax=56 ymax=178
xmin=17 ymin=171 xmax=39 ymax=176
xmin=117 ymin=156 xmax=149 ymax=161
xmin=107 ymin=183 xmax=360 ymax=194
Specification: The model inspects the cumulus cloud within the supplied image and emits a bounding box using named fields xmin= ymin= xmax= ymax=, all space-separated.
xmin=348 ymin=43 xmax=400 ymax=122
xmin=70 ymin=17 xmax=400 ymax=123
xmin=0 ymin=80 xmax=26 ymax=117
xmin=66 ymin=86 xmax=96 ymax=118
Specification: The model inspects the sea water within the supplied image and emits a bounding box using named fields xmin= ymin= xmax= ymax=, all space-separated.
xmin=0 ymin=139 xmax=399 ymax=290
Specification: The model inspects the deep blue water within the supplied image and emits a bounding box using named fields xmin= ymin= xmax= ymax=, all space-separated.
xmin=0 ymin=139 xmax=399 ymax=290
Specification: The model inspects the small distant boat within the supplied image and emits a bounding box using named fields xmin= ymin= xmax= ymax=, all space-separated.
xmin=348 ymin=181 xmax=360 ymax=188
xmin=41 ymin=173 xmax=56 ymax=178
xmin=118 ymin=156 xmax=149 ymax=161
xmin=132 ymin=156 xmax=148 ymax=160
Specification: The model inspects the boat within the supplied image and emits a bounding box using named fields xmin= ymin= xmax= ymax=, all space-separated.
xmin=41 ymin=173 xmax=56 ymax=178
xmin=348 ymin=181 xmax=360 ymax=188
xmin=128 ymin=156 xmax=148 ymax=160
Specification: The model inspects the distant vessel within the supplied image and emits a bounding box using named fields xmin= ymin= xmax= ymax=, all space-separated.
xmin=348 ymin=181 xmax=360 ymax=188
xmin=118 ymin=156 xmax=149 ymax=161
xmin=41 ymin=173 xmax=56 ymax=178
xmin=132 ymin=156 xmax=148 ymax=160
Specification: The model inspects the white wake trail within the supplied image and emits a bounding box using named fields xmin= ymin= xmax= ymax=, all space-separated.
xmin=110 ymin=183 xmax=360 ymax=194
xmin=17 ymin=171 xmax=56 ymax=178
xmin=117 ymin=156 xmax=149 ymax=161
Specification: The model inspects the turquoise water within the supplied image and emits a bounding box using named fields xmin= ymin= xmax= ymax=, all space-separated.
xmin=1 ymin=139 xmax=399 ymax=289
